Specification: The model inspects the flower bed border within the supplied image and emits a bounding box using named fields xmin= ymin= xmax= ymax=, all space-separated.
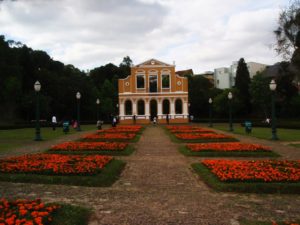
xmin=239 ymin=219 xmax=300 ymax=225
xmin=179 ymin=146 xmax=279 ymax=157
xmin=80 ymin=134 xmax=141 ymax=143
xmin=191 ymin=163 xmax=300 ymax=194
xmin=47 ymin=145 xmax=135 ymax=156
xmin=0 ymin=159 xmax=126 ymax=187
xmin=51 ymin=203 xmax=91 ymax=225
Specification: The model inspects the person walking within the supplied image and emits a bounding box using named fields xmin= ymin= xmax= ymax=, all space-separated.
xmin=52 ymin=115 xmax=57 ymax=131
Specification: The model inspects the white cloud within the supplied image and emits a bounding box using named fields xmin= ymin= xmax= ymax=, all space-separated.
xmin=0 ymin=0 xmax=288 ymax=73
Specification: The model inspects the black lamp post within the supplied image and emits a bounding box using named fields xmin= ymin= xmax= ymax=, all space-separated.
xmin=209 ymin=98 xmax=213 ymax=127
xmin=228 ymin=91 xmax=233 ymax=132
xmin=76 ymin=92 xmax=81 ymax=131
xmin=34 ymin=81 xmax=42 ymax=141
xmin=269 ymin=79 xmax=278 ymax=140
xmin=96 ymin=98 xmax=100 ymax=121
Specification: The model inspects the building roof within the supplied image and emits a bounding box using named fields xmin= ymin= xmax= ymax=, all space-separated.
xmin=134 ymin=58 xmax=173 ymax=67
xmin=176 ymin=69 xmax=194 ymax=77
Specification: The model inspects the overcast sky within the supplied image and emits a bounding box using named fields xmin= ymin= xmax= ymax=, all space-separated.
xmin=0 ymin=0 xmax=288 ymax=73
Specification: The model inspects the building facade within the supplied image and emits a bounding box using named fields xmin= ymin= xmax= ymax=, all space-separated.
xmin=214 ymin=61 xmax=268 ymax=89
xmin=118 ymin=59 xmax=189 ymax=124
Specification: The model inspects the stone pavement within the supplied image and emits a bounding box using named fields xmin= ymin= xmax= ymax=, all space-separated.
xmin=0 ymin=125 xmax=300 ymax=225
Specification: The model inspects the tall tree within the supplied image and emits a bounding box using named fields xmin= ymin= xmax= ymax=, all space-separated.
xmin=119 ymin=56 xmax=133 ymax=77
xmin=235 ymin=58 xmax=251 ymax=114
xmin=274 ymin=0 xmax=300 ymax=59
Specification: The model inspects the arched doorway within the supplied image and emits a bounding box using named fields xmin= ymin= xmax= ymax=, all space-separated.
xmin=162 ymin=99 xmax=170 ymax=114
xmin=175 ymin=99 xmax=183 ymax=114
xmin=137 ymin=99 xmax=145 ymax=115
xmin=125 ymin=100 xmax=132 ymax=115
xmin=150 ymin=99 xmax=157 ymax=120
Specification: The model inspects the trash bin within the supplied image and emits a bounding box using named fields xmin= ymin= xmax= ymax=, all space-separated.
xmin=63 ymin=121 xmax=70 ymax=134
xmin=245 ymin=121 xmax=252 ymax=134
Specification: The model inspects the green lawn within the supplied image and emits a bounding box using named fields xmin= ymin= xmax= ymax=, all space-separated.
xmin=0 ymin=125 xmax=96 ymax=153
xmin=211 ymin=123 xmax=300 ymax=142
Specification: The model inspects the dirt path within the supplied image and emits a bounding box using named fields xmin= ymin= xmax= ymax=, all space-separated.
xmin=0 ymin=126 xmax=300 ymax=225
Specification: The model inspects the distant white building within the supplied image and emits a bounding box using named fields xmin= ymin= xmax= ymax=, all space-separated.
xmin=214 ymin=61 xmax=267 ymax=89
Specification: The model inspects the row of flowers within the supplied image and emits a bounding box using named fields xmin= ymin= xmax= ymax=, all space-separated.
xmin=0 ymin=198 xmax=60 ymax=225
xmin=82 ymin=133 xmax=136 ymax=140
xmin=187 ymin=142 xmax=271 ymax=152
xmin=202 ymin=159 xmax=300 ymax=182
xmin=272 ymin=222 xmax=299 ymax=225
xmin=0 ymin=154 xmax=113 ymax=175
xmin=166 ymin=125 xmax=214 ymax=133
xmin=50 ymin=141 xmax=128 ymax=152
xmin=97 ymin=125 xmax=142 ymax=133
xmin=175 ymin=133 xmax=234 ymax=140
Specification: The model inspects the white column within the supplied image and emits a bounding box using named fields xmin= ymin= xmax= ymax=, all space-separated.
xmin=120 ymin=103 xmax=125 ymax=120
xmin=170 ymin=100 xmax=175 ymax=119
xmin=145 ymin=101 xmax=150 ymax=119
xmin=158 ymin=100 xmax=162 ymax=119
xmin=132 ymin=101 xmax=137 ymax=115
xmin=183 ymin=101 xmax=188 ymax=116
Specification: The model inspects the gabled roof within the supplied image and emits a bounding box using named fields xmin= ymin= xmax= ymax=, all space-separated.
xmin=134 ymin=58 xmax=173 ymax=67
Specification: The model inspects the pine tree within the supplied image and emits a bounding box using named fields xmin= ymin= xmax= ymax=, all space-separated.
xmin=235 ymin=58 xmax=251 ymax=114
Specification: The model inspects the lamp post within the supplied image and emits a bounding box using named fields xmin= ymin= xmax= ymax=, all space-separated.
xmin=188 ymin=103 xmax=191 ymax=122
xmin=228 ymin=92 xmax=233 ymax=132
xmin=269 ymin=79 xmax=278 ymax=140
xmin=96 ymin=98 xmax=100 ymax=121
xmin=76 ymin=92 xmax=81 ymax=131
xmin=34 ymin=81 xmax=42 ymax=141
xmin=209 ymin=98 xmax=213 ymax=127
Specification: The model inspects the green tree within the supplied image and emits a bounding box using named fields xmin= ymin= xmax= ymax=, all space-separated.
xmin=119 ymin=56 xmax=133 ymax=77
xmin=249 ymin=72 xmax=272 ymax=118
xmin=274 ymin=0 xmax=300 ymax=59
xmin=235 ymin=58 xmax=251 ymax=114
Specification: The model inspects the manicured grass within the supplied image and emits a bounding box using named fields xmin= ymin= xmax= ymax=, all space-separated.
xmin=0 ymin=159 xmax=126 ymax=187
xmin=179 ymin=146 xmax=280 ymax=157
xmin=47 ymin=145 xmax=136 ymax=156
xmin=212 ymin=123 xmax=300 ymax=142
xmin=192 ymin=163 xmax=300 ymax=194
xmin=52 ymin=204 xmax=91 ymax=225
xmin=0 ymin=125 xmax=97 ymax=153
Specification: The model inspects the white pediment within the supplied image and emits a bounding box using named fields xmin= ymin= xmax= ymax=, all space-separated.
xmin=135 ymin=59 xmax=173 ymax=67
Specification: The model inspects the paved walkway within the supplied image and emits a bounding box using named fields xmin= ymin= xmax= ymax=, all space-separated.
xmin=0 ymin=126 xmax=300 ymax=225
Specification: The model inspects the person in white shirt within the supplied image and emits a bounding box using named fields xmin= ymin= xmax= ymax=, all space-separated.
xmin=52 ymin=115 xmax=57 ymax=130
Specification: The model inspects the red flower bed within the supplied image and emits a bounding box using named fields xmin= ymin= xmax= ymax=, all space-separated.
xmin=82 ymin=133 xmax=136 ymax=140
xmin=202 ymin=159 xmax=300 ymax=182
xmin=50 ymin=142 xmax=128 ymax=152
xmin=272 ymin=222 xmax=299 ymax=225
xmin=98 ymin=125 xmax=142 ymax=133
xmin=0 ymin=154 xmax=113 ymax=175
xmin=0 ymin=198 xmax=60 ymax=225
xmin=187 ymin=142 xmax=271 ymax=152
xmin=166 ymin=126 xmax=214 ymax=133
xmin=175 ymin=133 xmax=233 ymax=140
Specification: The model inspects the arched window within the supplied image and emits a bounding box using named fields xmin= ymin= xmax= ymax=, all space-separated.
xmin=125 ymin=100 xmax=132 ymax=115
xmin=175 ymin=99 xmax=183 ymax=114
xmin=162 ymin=99 xmax=170 ymax=114
xmin=137 ymin=100 xmax=145 ymax=115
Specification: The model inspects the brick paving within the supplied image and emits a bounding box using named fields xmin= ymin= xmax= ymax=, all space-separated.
xmin=0 ymin=125 xmax=300 ymax=225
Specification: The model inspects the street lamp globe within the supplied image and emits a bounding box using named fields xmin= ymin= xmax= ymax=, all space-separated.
xmin=269 ymin=79 xmax=277 ymax=91
xmin=228 ymin=92 xmax=233 ymax=99
xmin=76 ymin=92 xmax=81 ymax=99
xmin=34 ymin=81 xmax=41 ymax=92
xmin=96 ymin=98 xmax=100 ymax=105
xmin=209 ymin=98 xmax=212 ymax=104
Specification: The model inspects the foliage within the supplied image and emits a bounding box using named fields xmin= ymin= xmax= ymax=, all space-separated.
xmin=249 ymin=72 xmax=272 ymax=117
xmin=235 ymin=58 xmax=251 ymax=114
xmin=274 ymin=0 xmax=300 ymax=59
xmin=188 ymin=75 xmax=218 ymax=117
